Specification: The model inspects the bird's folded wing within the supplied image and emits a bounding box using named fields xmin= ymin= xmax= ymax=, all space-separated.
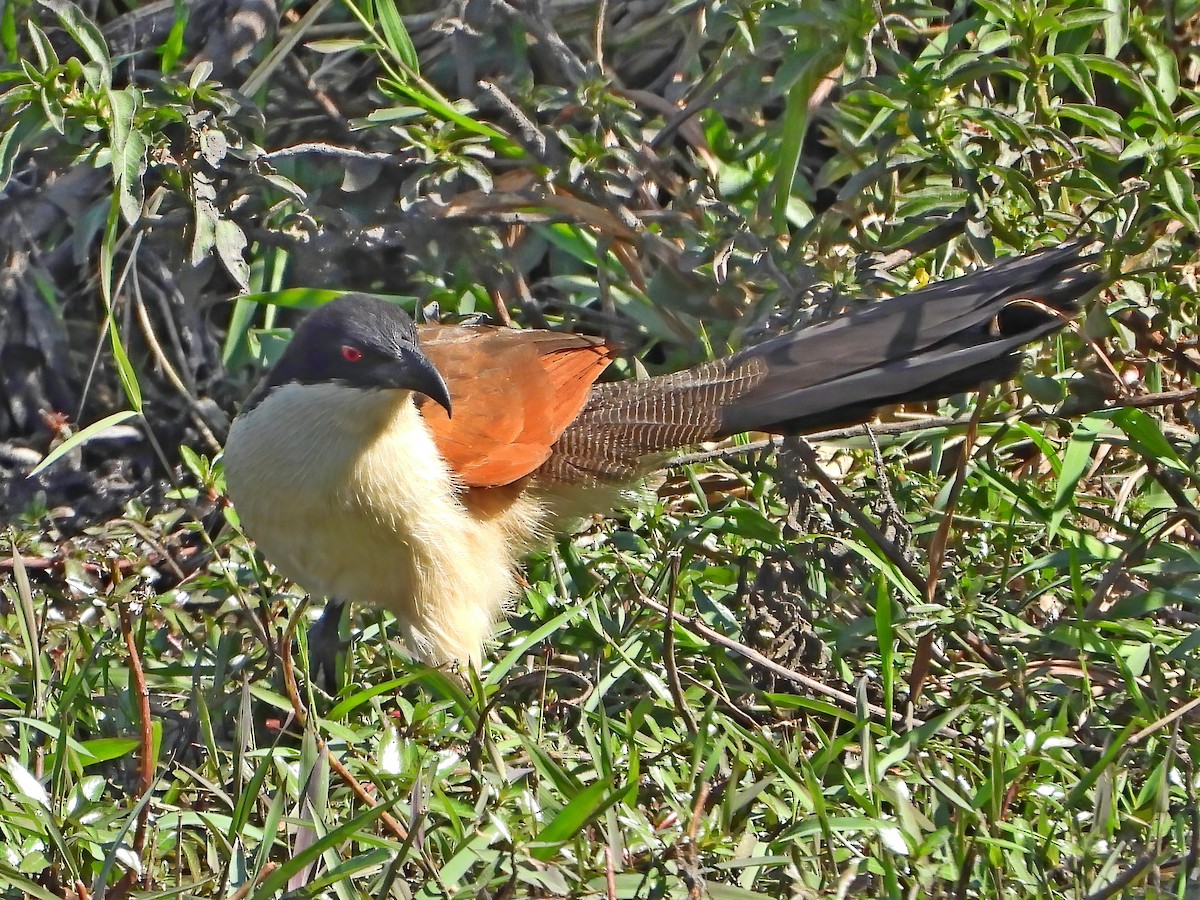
xmin=416 ymin=324 xmax=615 ymax=488
xmin=541 ymin=240 xmax=1102 ymax=487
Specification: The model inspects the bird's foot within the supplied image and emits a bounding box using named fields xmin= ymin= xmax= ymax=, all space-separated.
xmin=306 ymin=598 xmax=346 ymax=695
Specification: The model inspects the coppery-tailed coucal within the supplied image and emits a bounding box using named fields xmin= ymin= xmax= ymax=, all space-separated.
xmin=223 ymin=240 xmax=1102 ymax=671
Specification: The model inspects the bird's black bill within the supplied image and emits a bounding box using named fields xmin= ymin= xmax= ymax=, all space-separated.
xmin=396 ymin=345 xmax=453 ymax=416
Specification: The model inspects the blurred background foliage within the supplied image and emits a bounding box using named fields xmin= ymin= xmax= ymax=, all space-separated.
xmin=2 ymin=0 xmax=1200 ymax=897
xmin=1 ymin=0 xmax=1195 ymax=458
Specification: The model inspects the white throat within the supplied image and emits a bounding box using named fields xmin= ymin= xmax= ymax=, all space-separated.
xmin=224 ymin=381 xmax=528 ymax=664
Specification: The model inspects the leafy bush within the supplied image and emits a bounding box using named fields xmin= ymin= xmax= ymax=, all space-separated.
xmin=1 ymin=0 xmax=1199 ymax=897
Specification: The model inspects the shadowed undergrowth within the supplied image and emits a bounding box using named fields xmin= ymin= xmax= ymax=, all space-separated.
xmin=2 ymin=0 xmax=1200 ymax=896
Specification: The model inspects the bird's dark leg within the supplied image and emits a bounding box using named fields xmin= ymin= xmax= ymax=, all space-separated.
xmin=307 ymin=598 xmax=346 ymax=694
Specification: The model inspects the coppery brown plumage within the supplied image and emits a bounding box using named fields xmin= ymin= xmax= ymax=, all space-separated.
xmin=416 ymin=326 xmax=615 ymax=487
xmin=223 ymin=239 xmax=1102 ymax=675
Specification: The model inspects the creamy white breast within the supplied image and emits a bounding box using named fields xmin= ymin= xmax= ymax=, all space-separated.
xmin=224 ymin=382 xmax=544 ymax=664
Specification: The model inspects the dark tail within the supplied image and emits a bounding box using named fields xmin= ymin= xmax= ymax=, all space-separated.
xmin=543 ymin=240 xmax=1103 ymax=484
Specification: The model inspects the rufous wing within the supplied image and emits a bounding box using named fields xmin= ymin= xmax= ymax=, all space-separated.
xmin=415 ymin=324 xmax=615 ymax=488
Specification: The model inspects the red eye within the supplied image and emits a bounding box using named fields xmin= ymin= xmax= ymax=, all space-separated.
xmin=341 ymin=345 xmax=363 ymax=363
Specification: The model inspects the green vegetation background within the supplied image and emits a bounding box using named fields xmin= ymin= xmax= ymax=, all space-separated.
xmin=1 ymin=0 xmax=1199 ymax=897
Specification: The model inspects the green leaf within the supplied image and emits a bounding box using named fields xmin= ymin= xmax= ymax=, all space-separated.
xmin=1 ymin=1 xmax=16 ymax=59
xmin=533 ymin=776 xmax=626 ymax=860
xmin=221 ymin=296 xmax=259 ymax=366
xmin=191 ymin=197 xmax=218 ymax=265
xmin=798 ymin=534 xmax=922 ymax=601
xmin=230 ymin=753 xmax=276 ymax=844
xmin=875 ymin=576 xmax=895 ymax=729
xmin=25 ymin=20 xmax=58 ymax=71
xmin=0 ymin=867 xmax=60 ymax=900
xmin=0 ymin=114 xmax=47 ymax=190
xmin=159 ymin=0 xmax=189 ymax=72
xmin=1146 ymin=38 xmax=1179 ymax=106
xmin=424 ymin=827 xmax=498 ymax=889
xmin=28 ymin=410 xmax=139 ymax=476
xmin=977 ymin=30 xmax=1016 ymax=54
xmin=1056 ymin=103 xmax=1124 ymax=135
xmin=326 ymin=676 xmax=419 ymax=720
xmin=253 ymin=778 xmax=289 ymax=873
xmin=1049 ymin=418 xmax=1100 ymax=538
xmin=10 ymin=550 xmax=41 ymax=719
xmin=234 ymin=287 xmax=363 ymax=309
xmin=108 ymin=311 xmax=143 ymax=410
xmin=1118 ymin=137 xmax=1156 ymax=163
xmin=374 ymin=0 xmax=418 ymax=72
xmin=39 ymin=0 xmax=110 ymax=81
xmin=107 ymin=86 xmax=147 ymax=223
xmin=1079 ymin=53 xmax=1139 ymax=91
xmin=216 ymin=217 xmax=251 ymax=290
xmin=1101 ymin=0 xmax=1127 ymax=57
xmin=707 ymin=885 xmax=780 ymax=900
xmin=381 ymin=78 xmax=524 ymax=159
xmin=1055 ymin=8 xmax=1113 ymax=30
xmin=306 ymin=848 xmax=395 ymax=894
xmin=707 ymin=504 xmax=781 ymax=543
xmin=95 ymin=194 xmax=142 ymax=408
xmin=488 ymin=603 xmax=589 ymax=683
xmin=1163 ymin=167 xmax=1200 ymax=234
xmin=77 ymin=736 xmax=139 ymax=764
xmin=771 ymin=54 xmax=835 ymax=231
xmin=190 ymin=59 xmax=213 ymax=89
xmin=1023 ymin=374 xmax=1067 ymax=404
xmin=305 ymin=38 xmax=368 ymax=54
xmin=38 ymin=86 xmax=64 ymax=132
xmin=254 ymin=799 xmax=399 ymax=898
xmin=1049 ymin=53 xmax=1094 ymax=103
xmin=1110 ymin=407 xmax=1190 ymax=474
xmin=894 ymin=184 xmax=970 ymax=220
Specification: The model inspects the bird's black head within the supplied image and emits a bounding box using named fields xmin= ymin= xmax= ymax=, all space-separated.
xmin=247 ymin=294 xmax=452 ymax=414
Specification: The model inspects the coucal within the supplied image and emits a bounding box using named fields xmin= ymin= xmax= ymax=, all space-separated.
xmin=223 ymin=241 xmax=1101 ymax=670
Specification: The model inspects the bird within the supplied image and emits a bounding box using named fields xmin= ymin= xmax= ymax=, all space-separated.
xmin=222 ymin=240 xmax=1102 ymax=675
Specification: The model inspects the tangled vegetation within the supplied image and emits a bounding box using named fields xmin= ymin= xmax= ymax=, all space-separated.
xmin=1 ymin=0 xmax=1200 ymax=896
